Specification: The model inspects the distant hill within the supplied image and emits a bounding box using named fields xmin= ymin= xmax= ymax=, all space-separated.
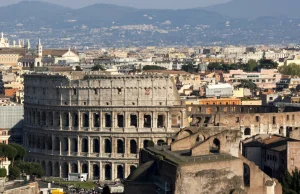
xmin=0 ymin=1 xmax=227 ymax=27
xmin=205 ymin=0 xmax=300 ymax=18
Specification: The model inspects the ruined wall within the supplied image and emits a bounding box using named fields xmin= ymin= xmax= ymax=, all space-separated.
xmin=4 ymin=182 xmax=39 ymax=194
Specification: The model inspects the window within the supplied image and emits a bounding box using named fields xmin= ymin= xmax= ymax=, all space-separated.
xmin=117 ymin=88 xmax=122 ymax=95
xmin=94 ymin=89 xmax=98 ymax=95
xmin=73 ymin=89 xmax=77 ymax=95
xmin=255 ymin=116 xmax=260 ymax=122
xmin=236 ymin=117 xmax=240 ymax=123
xmin=287 ymin=115 xmax=290 ymax=121
xmin=272 ymin=116 xmax=276 ymax=125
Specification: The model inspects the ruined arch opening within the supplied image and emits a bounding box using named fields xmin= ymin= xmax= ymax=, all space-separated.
xmin=54 ymin=162 xmax=59 ymax=177
xmin=93 ymin=164 xmax=100 ymax=180
xmin=117 ymin=165 xmax=124 ymax=179
xmin=62 ymin=113 xmax=69 ymax=127
xmin=82 ymin=163 xmax=88 ymax=174
xmin=71 ymin=138 xmax=78 ymax=152
xmin=54 ymin=137 xmax=60 ymax=151
xmin=71 ymin=163 xmax=78 ymax=173
xmin=143 ymin=140 xmax=154 ymax=148
xmin=130 ymin=114 xmax=137 ymax=127
xmin=37 ymin=112 xmax=41 ymax=126
xmin=243 ymin=163 xmax=250 ymax=187
xmin=244 ymin=128 xmax=251 ymax=136
xmin=48 ymin=112 xmax=53 ymax=126
xmin=93 ymin=139 xmax=100 ymax=153
xmin=211 ymin=138 xmax=220 ymax=153
xmin=117 ymin=114 xmax=124 ymax=128
xmin=36 ymin=136 xmax=41 ymax=149
xmin=117 ymin=139 xmax=124 ymax=154
xmin=54 ymin=112 xmax=60 ymax=127
xmin=32 ymin=111 xmax=36 ymax=125
xmin=105 ymin=113 xmax=112 ymax=128
xmin=62 ymin=163 xmax=69 ymax=178
xmin=93 ymin=113 xmax=100 ymax=127
xmin=47 ymin=161 xmax=53 ymax=177
xmin=104 ymin=164 xmax=112 ymax=180
xmin=47 ymin=136 xmax=52 ymax=150
xmin=41 ymin=161 xmax=46 ymax=173
xmin=130 ymin=140 xmax=137 ymax=154
xmin=41 ymin=136 xmax=45 ymax=150
xmin=72 ymin=113 xmax=79 ymax=127
xmin=81 ymin=138 xmax=88 ymax=153
xmin=157 ymin=114 xmax=165 ymax=128
xmin=41 ymin=112 xmax=46 ymax=126
xmin=130 ymin=165 xmax=137 ymax=175
xmin=157 ymin=140 xmax=165 ymax=146
xmin=62 ymin=137 xmax=68 ymax=152
xmin=144 ymin=114 xmax=151 ymax=128
xmin=105 ymin=139 xmax=112 ymax=153
xmin=279 ymin=126 xmax=284 ymax=135
xmin=82 ymin=113 xmax=89 ymax=127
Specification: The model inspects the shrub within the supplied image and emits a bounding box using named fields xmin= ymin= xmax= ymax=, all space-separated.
xmin=0 ymin=168 xmax=7 ymax=177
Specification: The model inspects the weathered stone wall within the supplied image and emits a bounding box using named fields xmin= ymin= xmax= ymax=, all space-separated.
xmin=23 ymin=72 xmax=187 ymax=181
xmin=4 ymin=182 xmax=39 ymax=194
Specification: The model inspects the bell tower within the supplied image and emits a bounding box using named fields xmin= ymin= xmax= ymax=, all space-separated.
xmin=36 ymin=39 xmax=42 ymax=57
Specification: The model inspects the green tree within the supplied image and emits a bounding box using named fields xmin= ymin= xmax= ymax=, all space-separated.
xmin=0 ymin=168 xmax=7 ymax=177
xmin=280 ymin=168 xmax=300 ymax=194
xmin=9 ymin=166 xmax=20 ymax=180
xmin=234 ymin=79 xmax=258 ymax=96
xmin=10 ymin=143 xmax=26 ymax=161
xmin=91 ymin=64 xmax=105 ymax=71
xmin=245 ymin=59 xmax=258 ymax=72
xmin=142 ymin=65 xmax=167 ymax=71
xmin=181 ymin=63 xmax=198 ymax=73
xmin=279 ymin=63 xmax=300 ymax=76
xmin=207 ymin=63 xmax=224 ymax=71
xmin=258 ymin=59 xmax=278 ymax=69
xmin=15 ymin=161 xmax=44 ymax=178
xmin=4 ymin=145 xmax=17 ymax=167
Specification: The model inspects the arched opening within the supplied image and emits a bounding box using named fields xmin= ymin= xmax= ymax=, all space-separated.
xmin=130 ymin=140 xmax=137 ymax=154
xmin=244 ymin=128 xmax=251 ymax=136
xmin=144 ymin=115 xmax=151 ymax=128
xmin=32 ymin=111 xmax=36 ymax=125
xmin=36 ymin=136 xmax=41 ymax=149
xmin=62 ymin=163 xmax=69 ymax=178
xmin=62 ymin=137 xmax=68 ymax=152
xmin=41 ymin=136 xmax=45 ymax=150
xmin=54 ymin=112 xmax=60 ymax=127
xmin=37 ymin=62 xmax=40 ymax=67
xmin=130 ymin=165 xmax=137 ymax=175
xmin=279 ymin=126 xmax=284 ymax=135
xmin=71 ymin=138 xmax=78 ymax=152
xmin=105 ymin=139 xmax=112 ymax=153
xmin=82 ymin=113 xmax=89 ymax=127
xmin=71 ymin=163 xmax=78 ymax=173
xmin=104 ymin=164 xmax=112 ymax=180
xmin=157 ymin=140 xmax=165 ymax=146
xmin=243 ymin=163 xmax=250 ymax=187
xmin=41 ymin=161 xmax=46 ymax=172
xmin=72 ymin=113 xmax=78 ymax=127
xmin=117 ymin=114 xmax=124 ymax=128
xmin=210 ymin=138 xmax=220 ymax=153
xmin=54 ymin=162 xmax=59 ymax=177
xmin=105 ymin=113 xmax=112 ymax=128
xmin=47 ymin=161 xmax=53 ymax=177
xmin=93 ymin=164 xmax=100 ymax=180
xmin=82 ymin=163 xmax=88 ymax=173
xmin=143 ymin=140 xmax=153 ymax=148
xmin=117 ymin=165 xmax=124 ymax=179
xmin=41 ymin=112 xmax=46 ymax=126
xmin=81 ymin=138 xmax=88 ymax=153
xmin=93 ymin=113 xmax=100 ymax=127
xmin=117 ymin=139 xmax=124 ymax=153
xmin=130 ymin=114 xmax=137 ymax=127
xmin=37 ymin=112 xmax=41 ymax=126
xmin=48 ymin=112 xmax=53 ymax=126
xmin=47 ymin=136 xmax=52 ymax=150
xmin=196 ymin=135 xmax=204 ymax=143
xmin=93 ymin=139 xmax=100 ymax=153
xmin=54 ymin=137 xmax=60 ymax=151
xmin=62 ymin=113 xmax=69 ymax=127
xmin=157 ymin=114 xmax=165 ymax=128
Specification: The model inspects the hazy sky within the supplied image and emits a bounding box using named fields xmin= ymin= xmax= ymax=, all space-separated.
xmin=0 ymin=0 xmax=231 ymax=9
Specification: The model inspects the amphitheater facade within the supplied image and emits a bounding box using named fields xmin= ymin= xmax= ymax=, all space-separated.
xmin=23 ymin=72 xmax=187 ymax=181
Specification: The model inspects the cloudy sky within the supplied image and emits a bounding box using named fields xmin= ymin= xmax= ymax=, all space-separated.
xmin=0 ymin=0 xmax=231 ymax=9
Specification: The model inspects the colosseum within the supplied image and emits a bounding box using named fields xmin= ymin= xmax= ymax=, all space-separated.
xmin=23 ymin=72 xmax=187 ymax=181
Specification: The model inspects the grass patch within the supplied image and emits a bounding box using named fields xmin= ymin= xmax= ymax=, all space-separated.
xmin=59 ymin=181 xmax=97 ymax=189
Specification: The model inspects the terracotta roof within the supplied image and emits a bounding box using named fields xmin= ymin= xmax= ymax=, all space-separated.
xmin=43 ymin=49 xmax=78 ymax=57
xmin=0 ymin=48 xmax=26 ymax=56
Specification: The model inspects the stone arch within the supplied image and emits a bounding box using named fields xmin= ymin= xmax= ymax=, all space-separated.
xmin=62 ymin=137 xmax=68 ymax=152
xmin=244 ymin=128 xmax=251 ymax=136
xmin=47 ymin=136 xmax=52 ymax=150
xmin=93 ymin=164 xmax=100 ymax=180
xmin=81 ymin=138 xmax=88 ymax=153
xmin=144 ymin=114 xmax=152 ymax=128
xmin=130 ymin=140 xmax=137 ymax=154
xmin=71 ymin=163 xmax=78 ymax=173
xmin=54 ymin=162 xmax=59 ymax=177
xmin=41 ymin=136 xmax=46 ymax=150
xmin=32 ymin=111 xmax=36 ymax=125
xmin=93 ymin=139 xmax=100 ymax=153
xmin=117 ymin=139 xmax=124 ymax=153
xmin=71 ymin=138 xmax=78 ymax=152
xmin=82 ymin=113 xmax=89 ymax=127
xmin=210 ymin=138 xmax=220 ymax=153
xmin=130 ymin=114 xmax=138 ymax=127
xmin=117 ymin=165 xmax=124 ymax=179
xmin=54 ymin=137 xmax=60 ymax=151
xmin=157 ymin=139 xmax=165 ymax=146
xmin=157 ymin=114 xmax=166 ymax=128
xmin=279 ymin=126 xmax=284 ymax=135
xmin=41 ymin=161 xmax=46 ymax=172
xmin=82 ymin=163 xmax=88 ymax=174
xmin=41 ymin=111 xmax=46 ymax=126
xmin=117 ymin=113 xmax=124 ymax=128
xmin=37 ymin=111 xmax=41 ymax=126
xmin=54 ymin=112 xmax=60 ymax=127
xmin=93 ymin=113 xmax=100 ymax=127
xmin=130 ymin=165 xmax=137 ymax=175
xmin=243 ymin=163 xmax=250 ymax=187
xmin=62 ymin=163 xmax=69 ymax=178
xmin=62 ymin=112 xmax=69 ymax=127
xmin=48 ymin=112 xmax=53 ymax=126
xmin=36 ymin=135 xmax=41 ymax=149
xmin=105 ymin=113 xmax=112 ymax=128
xmin=196 ymin=134 xmax=205 ymax=143
xmin=47 ymin=161 xmax=53 ymax=176
xmin=105 ymin=139 xmax=112 ymax=153
xmin=72 ymin=113 xmax=79 ymax=127
xmin=104 ymin=164 xmax=112 ymax=180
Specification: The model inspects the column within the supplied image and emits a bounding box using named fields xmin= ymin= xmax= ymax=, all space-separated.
xmin=78 ymin=111 xmax=81 ymax=131
xmin=100 ymin=111 xmax=103 ymax=131
xmin=167 ymin=112 xmax=171 ymax=129
xmin=88 ymin=136 xmax=91 ymax=157
xmin=89 ymin=111 xmax=92 ymax=131
xmin=111 ymin=162 xmax=115 ymax=181
xmin=59 ymin=137 xmax=62 ymax=155
xmin=59 ymin=112 xmax=62 ymax=130
xmin=78 ymin=160 xmax=81 ymax=173
xmin=69 ymin=112 xmax=72 ymax=130
xmin=51 ymin=135 xmax=55 ymax=154
xmin=68 ymin=137 xmax=71 ymax=156
xmin=77 ymin=136 xmax=81 ymax=155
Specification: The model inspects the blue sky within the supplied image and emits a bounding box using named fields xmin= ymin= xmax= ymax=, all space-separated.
xmin=0 ymin=0 xmax=231 ymax=9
